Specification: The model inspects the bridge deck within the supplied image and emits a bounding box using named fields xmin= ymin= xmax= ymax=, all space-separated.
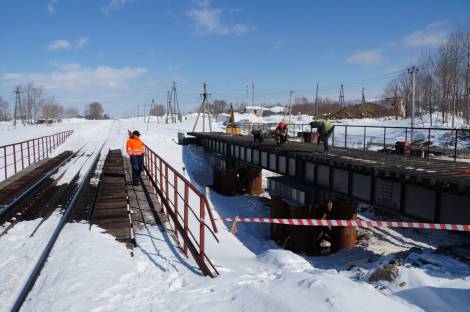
xmin=188 ymin=132 xmax=470 ymax=195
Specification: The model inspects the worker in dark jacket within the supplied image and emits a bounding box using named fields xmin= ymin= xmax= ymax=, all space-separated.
xmin=126 ymin=130 xmax=145 ymax=186
xmin=315 ymin=200 xmax=334 ymax=249
xmin=274 ymin=122 xmax=288 ymax=145
xmin=251 ymin=129 xmax=272 ymax=143
xmin=310 ymin=119 xmax=334 ymax=152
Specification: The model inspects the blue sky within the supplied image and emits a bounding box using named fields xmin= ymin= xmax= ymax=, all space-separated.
xmin=0 ymin=0 xmax=469 ymax=116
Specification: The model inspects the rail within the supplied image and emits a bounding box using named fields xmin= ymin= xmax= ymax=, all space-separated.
xmin=240 ymin=122 xmax=469 ymax=160
xmin=143 ymin=145 xmax=219 ymax=278
xmin=10 ymin=140 xmax=103 ymax=312
xmin=0 ymin=130 xmax=74 ymax=181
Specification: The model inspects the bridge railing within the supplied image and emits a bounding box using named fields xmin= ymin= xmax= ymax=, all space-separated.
xmin=331 ymin=125 xmax=469 ymax=160
xmin=0 ymin=130 xmax=74 ymax=181
xmin=240 ymin=122 xmax=469 ymax=160
xmin=143 ymin=145 xmax=219 ymax=277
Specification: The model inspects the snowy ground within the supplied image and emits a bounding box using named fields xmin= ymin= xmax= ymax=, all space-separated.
xmin=0 ymin=116 xmax=469 ymax=312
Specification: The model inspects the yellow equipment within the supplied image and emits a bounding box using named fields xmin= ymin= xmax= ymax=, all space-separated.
xmin=226 ymin=104 xmax=241 ymax=135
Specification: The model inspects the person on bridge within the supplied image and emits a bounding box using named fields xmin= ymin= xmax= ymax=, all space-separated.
xmin=274 ymin=122 xmax=288 ymax=145
xmin=126 ymin=130 xmax=145 ymax=186
xmin=310 ymin=119 xmax=334 ymax=152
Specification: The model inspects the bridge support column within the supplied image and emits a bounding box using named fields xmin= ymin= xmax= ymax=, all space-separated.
xmin=213 ymin=168 xmax=240 ymax=196
xmin=239 ymin=167 xmax=263 ymax=195
xmin=212 ymin=166 xmax=262 ymax=196
xmin=269 ymin=193 xmax=357 ymax=255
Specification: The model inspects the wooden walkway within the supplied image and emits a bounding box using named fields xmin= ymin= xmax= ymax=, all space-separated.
xmin=123 ymin=158 xmax=167 ymax=231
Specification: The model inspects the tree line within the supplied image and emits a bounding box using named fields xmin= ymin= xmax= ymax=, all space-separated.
xmin=383 ymin=22 xmax=470 ymax=126
xmin=0 ymin=84 xmax=110 ymax=123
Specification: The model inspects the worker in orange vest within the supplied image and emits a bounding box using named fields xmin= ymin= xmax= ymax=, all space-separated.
xmin=126 ymin=130 xmax=145 ymax=186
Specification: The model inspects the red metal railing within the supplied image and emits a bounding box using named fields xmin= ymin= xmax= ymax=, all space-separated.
xmin=143 ymin=145 xmax=219 ymax=277
xmin=0 ymin=130 xmax=74 ymax=181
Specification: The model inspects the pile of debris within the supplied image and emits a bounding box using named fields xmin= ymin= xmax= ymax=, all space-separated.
xmin=328 ymin=103 xmax=395 ymax=119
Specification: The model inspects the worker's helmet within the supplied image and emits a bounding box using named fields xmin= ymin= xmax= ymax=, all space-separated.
xmin=132 ymin=130 xmax=141 ymax=137
xmin=278 ymin=122 xmax=286 ymax=129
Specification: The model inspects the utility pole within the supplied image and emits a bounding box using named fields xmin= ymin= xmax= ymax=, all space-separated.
xmin=137 ymin=104 xmax=140 ymax=118
xmin=251 ymin=80 xmax=255 ymax=107
xmin=314 ymin=83 xmax=319 ymax=117
xmin=408 ymin=66 xmax=418 ymax=141
xmin=284 ymin=90 xmax=294 ymax=124
xmin=13 ymin=86 xmax=23 ymax=127
xmin=171 ymin=81 xmax=181 ymax=122
xmin=166 ymin=90 xmax=171 ymax=124
xmin=362 ymin=87 xmax=366 ymax=105
xmin=394 ymin=84 xmax=399 ymax=120
xmin=192 ymin=82 xmax=212 ymax=132
xmin=339 ymin=84 xmax=345 ymax=110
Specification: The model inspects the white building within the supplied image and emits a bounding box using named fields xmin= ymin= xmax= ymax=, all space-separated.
xmin=245 ymin=106 xmax=265 ymax=117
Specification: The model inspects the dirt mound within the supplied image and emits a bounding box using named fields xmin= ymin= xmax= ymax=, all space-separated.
xmin=328 ymin=103 xmax=395 ymax=119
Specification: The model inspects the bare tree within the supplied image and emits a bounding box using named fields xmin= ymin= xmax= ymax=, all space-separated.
xmin=41 ymin=98 xmax=63 ymax=120
xmin=22 ymin=83 xmax=44 ymax=123
xmin=209 ymin=99 xmax=227 ymax=117
xmin=150 ymin=104 xmax=166 ymax=116
xmin=0 ymin=97 xmax=8 ymax=121
xmin=64 ymin=107 xmax=80 ymax=118
xmin=383 ymin=21 xmax=470 ymax=126
xmin=85 ymin=102 xmax=104 ymax=120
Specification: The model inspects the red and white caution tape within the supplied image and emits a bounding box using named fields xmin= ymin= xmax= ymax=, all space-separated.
xmin=219 ymin=217 xmax=470 ymax=232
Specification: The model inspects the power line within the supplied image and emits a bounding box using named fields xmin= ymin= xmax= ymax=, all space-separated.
xmin=192 ymin=82 xmax=212 ymax=132
xmin=408 ymin=66 xmax=418 ymax=140
xmin=339 ymin=84 xmax=345 ymax=109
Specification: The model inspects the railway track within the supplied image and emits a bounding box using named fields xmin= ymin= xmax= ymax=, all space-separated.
xmin=90 ymin=149 xmax=135 ymax=248
xmin=0 ymin=144 xmax=94 ymax=237
xmin=1 ymin=122 xmax=118 ymax=312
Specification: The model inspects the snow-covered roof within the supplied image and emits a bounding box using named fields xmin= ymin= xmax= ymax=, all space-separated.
xmin=267 ymin=106 xmax=286 ymax=113
xmin=245 ymin=106 xmax=265 ymax=110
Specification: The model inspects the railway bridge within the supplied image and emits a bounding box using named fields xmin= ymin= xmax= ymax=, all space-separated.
xmin=187 ymin=132 xmax=470 ymax=225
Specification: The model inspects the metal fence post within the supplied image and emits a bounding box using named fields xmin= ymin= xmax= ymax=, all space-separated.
xmin=363 ymin=127 xmax=366 ymax=151
xmin=332 ymin=127 xmax=335 ymax=147
xmin=427 ymin=129 xmax=431 ymax=158
xmin=199 ymin=197 xmax=205 ymax=263
xmin=21 ymin=143 xmax=24 ymax=170
xmin=28 ymin=142 xmax=31 ymax=166
xmin=454 ymin=129 xmax=458 ymax=161
xmin=13 ymin=145 xmax=17 ymax=175
xmin=344 ymin=126 xmax=348 ymax=148
xmin=383 ymin=128 xmax=387 ymax=150
xmin=184 ymin=184 xmax=189 ymax=256
xmin=174 ymin=175 xmax=179 ymax=240
xmin=4 ymin=147 xmax=7 ymax=179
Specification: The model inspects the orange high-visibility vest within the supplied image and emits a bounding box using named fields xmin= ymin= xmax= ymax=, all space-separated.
xmin=126 ymin=137 xmax=144 ymax=156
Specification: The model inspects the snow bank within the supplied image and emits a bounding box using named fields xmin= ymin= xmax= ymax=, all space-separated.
xmin=2 ymin=115 xmax=468 ymax=312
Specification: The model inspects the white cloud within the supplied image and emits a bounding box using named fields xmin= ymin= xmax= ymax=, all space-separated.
xmin=48 ymin=39 xmax=71 ymax=51
xmin=76 ymin=37 xmax=88 ymax=48
xmin=48 ymin=37 xmax=88 ymax=51
xmin=102 ymin=0 xmax=133 ymax=15
xmin=2 ymin=63 xmax=147 ymax=92
xmin=48 ymin=0 xmax=58 ymax=14
xmin=401 ymin=20 xmax=449 ymax=48
xmin=188 ymin=0 xmax=250 ymax=36
xmin=346 ymin=48 xmax=384 ymax=66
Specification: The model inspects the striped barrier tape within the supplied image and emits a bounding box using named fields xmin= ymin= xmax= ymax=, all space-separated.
xmin=219 ymin=217 xmax=470 ymax=232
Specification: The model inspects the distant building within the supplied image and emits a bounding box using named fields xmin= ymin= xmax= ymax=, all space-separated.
xmin=245 ymin=106 xmax=265 ymax=117
xmin=267 ymin=106 xmax=286 ymax=114
xmin=384 ymin=97 xmax=407 ymax=118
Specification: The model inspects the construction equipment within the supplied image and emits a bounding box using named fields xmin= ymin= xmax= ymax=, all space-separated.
xmin=226 ymin=104 xmax=241 ymax=135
